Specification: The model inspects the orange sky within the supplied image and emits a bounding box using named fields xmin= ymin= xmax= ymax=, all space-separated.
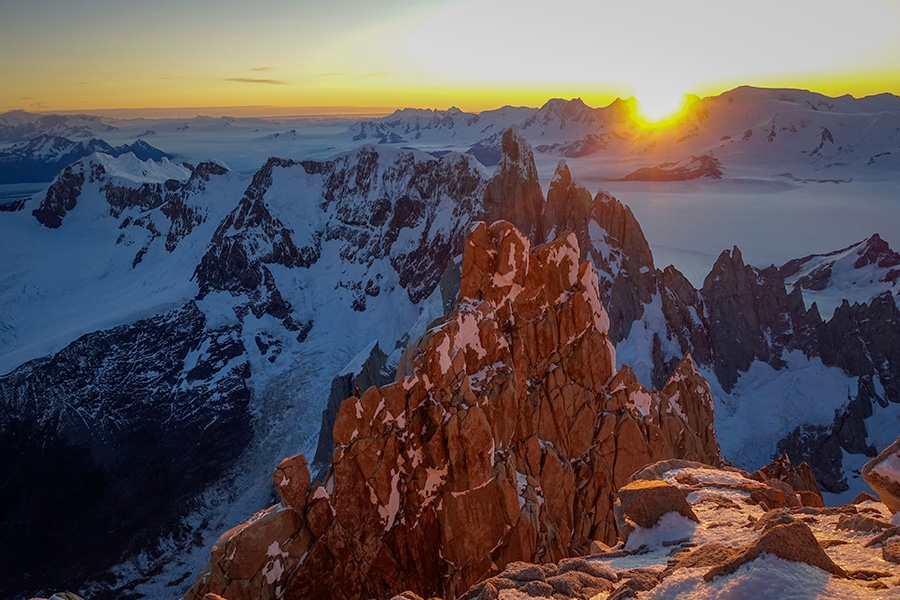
xmin=1 ymin=0 xmax=899 ymax=117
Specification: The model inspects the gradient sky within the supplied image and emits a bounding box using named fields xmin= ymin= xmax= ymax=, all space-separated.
xmin=2 ymin=0 xmax=899 ymax=116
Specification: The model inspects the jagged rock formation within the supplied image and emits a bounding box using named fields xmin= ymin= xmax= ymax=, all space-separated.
xmin=700 ymin=247 xmax=818 ymax=391
xmin=0 ymin=302 xmax=251 ymax=599
xmin=185 ymin=220 xmax=721 ymax=600
xmin=481 ymin=126 xmax=545 ymax=242
xmin=311 ymin=341 xmax=395 ymax=481
xmin=4 ymin=114 xmax=900 ymax=599
xmin=31 ymin=153 xmax=225 ymax=241
xmin=751 ymin=452 xmax=824 ymax=508
xmin=444 ymin=459 xmax=899 ymax=600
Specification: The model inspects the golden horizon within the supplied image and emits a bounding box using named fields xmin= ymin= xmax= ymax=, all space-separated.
xmin=6 ymin=78 xmax=900 ymax=121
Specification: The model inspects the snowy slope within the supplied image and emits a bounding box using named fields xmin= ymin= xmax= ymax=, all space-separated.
xmin=0 ymin=153 xmax=242 ymax=375
xmin=783 ymin=233 xmax=900 ymax=318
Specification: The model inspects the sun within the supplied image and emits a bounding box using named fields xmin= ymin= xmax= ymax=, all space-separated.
xmin=634 ymin=85 xmax=688 ymax=126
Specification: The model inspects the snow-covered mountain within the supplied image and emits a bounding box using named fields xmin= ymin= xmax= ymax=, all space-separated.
xmin=0 ymin=135 xmax=173 ymax=184
xmin=338 ymin=87 xmax=900 ymax=180
xmin=0 ymin=110 xmax=120 ymax=142
xmin=1 ymin=89 xmax=900 ymax=599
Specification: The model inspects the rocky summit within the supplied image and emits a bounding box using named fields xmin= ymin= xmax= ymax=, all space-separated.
xmin=186 ymin=219 xmax=722 ymax=600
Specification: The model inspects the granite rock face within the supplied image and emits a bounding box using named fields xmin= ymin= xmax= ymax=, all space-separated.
xmin=186 ymin=220 xmax=721 ymax=600
xmin=443 ymin=459 xmax=898 ymax=600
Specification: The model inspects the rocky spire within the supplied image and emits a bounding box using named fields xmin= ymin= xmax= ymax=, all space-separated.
xmin=543 ymin=160 xmax=593 ymax=251
xmin=186 ymin=220 xmax=721 ymax=600
xmin=481 ymin=126 xmax=545 ymax=242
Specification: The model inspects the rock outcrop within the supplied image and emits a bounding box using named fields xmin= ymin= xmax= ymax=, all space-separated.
xmin=186 ymin=220 xmax=721 ymax=600
xmin=863 ymin=435 xmax=900 ymax=514
xmin=481 ymin=126 xmax=545 ymax=243
xmin=311 ymin=342 xmax=395 ymax=481
xmin=445 ymin=459 xmax=899 ymax=600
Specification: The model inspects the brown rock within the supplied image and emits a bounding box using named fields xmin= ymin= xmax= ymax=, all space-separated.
xmin=798 ymin=490 xmax=825 ymax=508
xmin=272 ymin=454 xmax=310 ymax=512
xmin=863 ymin=526 xmax=900 ymax=549
xmin=862 ymin=435 xmax=900 ymax=513
xmin=547 ymin=571 xmax=614 ymax=597
xmin=852 ymin=491 xmax=881 ymax=504
xmin=752 ymin=452 xmax=823 ymax=508
xmin=664 ymin=543 xmax=742 ymax=574
xmin=609 ymin=568 xmax=661 ymax=600
xmin=836 ymin=513 xmax=894 ymax=533
xmin=751 ymin=509 xmax=796 ymax=532
xmin=615 ymin=479 xmax=699 ymax=535
xmin=703 ymin=521 xmax=846 ymax=582
xmin=884 ymin=542 xmax=900 ymax=564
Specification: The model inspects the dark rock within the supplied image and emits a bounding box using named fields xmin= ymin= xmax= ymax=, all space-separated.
xmin=310 ymin=342 xmax=394 ymax=481
xmin=701 ymin=248 xmax=812 ymax=391
xmin=481 ymin=126 xmax=545 ymax=243
xmin=0 ymin=302 xmax=251 ymax=599
xmin=31 ymin=166 xmax=85 ymax=228
xmin=884 ymin=542 xmax=900 ymax=564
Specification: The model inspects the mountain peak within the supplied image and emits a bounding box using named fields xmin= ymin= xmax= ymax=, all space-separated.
xmin=482 ymin=126 xmax=545 ymax=241
xmin=186 ymin=219 xmax=720 ymax=600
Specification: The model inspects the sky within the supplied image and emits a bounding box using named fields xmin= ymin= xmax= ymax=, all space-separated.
xmin=1 ymin=0 xmax=899 ymax=116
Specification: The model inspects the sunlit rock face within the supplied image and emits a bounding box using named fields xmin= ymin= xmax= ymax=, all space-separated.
xmin=185 ymin=220 xmax=721 ymax=600
xmin=449 ymin=458 xmax=897 ymax=600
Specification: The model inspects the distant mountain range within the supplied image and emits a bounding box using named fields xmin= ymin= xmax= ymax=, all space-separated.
xmin=2 ymin=86 xmax=898 ymax=183
xmin=0 ymin=134 xmax=173 ymax=184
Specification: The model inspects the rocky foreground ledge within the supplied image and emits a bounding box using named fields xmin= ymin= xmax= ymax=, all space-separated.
xmin=398 ymin=457 xmax=900 ymax=599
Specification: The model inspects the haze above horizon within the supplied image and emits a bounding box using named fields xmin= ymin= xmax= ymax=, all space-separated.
xmin=2 ymin=0 xmax=899 ymax=117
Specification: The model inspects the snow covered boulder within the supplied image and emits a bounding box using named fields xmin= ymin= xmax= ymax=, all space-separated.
xmin=703 ymin=521 xmax=846 ymax=581
xmin=862 ymin=435 xmax=900 ymax=513
xmin=614 ymin=479 xmax=698 ymax=542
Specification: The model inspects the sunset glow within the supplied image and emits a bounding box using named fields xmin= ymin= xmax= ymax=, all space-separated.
xmin=635 ymin=88 xmax=688 ymax=125
xmin=0 ymin=0 xmax=899 ymax=115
